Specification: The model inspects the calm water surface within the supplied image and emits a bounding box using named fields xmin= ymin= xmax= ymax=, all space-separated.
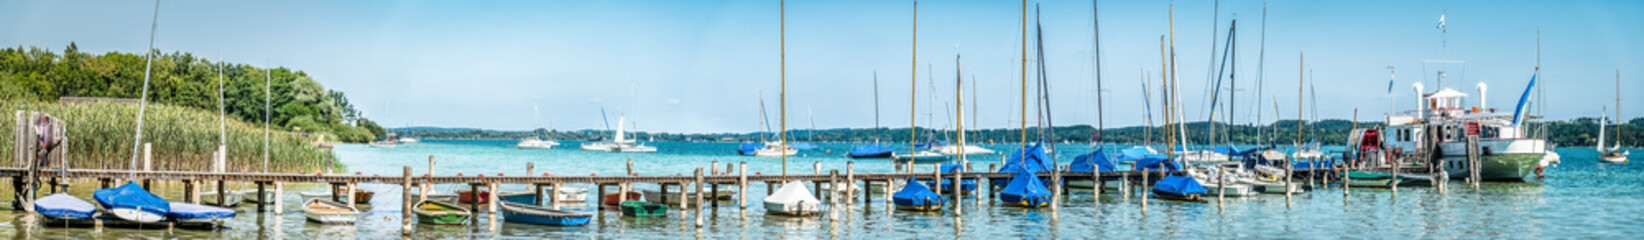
xmin=3 ymin=139 xmax=1641 ymax=239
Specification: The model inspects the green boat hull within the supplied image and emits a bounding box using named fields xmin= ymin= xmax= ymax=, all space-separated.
xmin=619 ymin=201 xmax=667 ymax=217
xmin=1442 ymin=153 xmax=1543 ymax=181
xmin=417 ymin=213 xmax=470 ymax=225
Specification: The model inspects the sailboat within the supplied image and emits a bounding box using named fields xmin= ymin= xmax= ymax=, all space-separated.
xmin=98 ymin=2 xmax=172 ymax=223
xmin=1599 ymin=108 xmax=1629 ymax=163
xmin=588 ymin=117 xmax=655 ymax=153
xmin=848 ymin=72 xmax=896 ymax=159
xmin=200 ymin=56 xmax=244 ymax=207
xmin=517 ymin=106 xmax=561 ymax=149
xmin=761 ymin=1 xmax=821 ymax=216
xmin=751 ymin=90 xmax=796 ymax=157
xmin=1599 ymin=71 xmax=1630 ymax=163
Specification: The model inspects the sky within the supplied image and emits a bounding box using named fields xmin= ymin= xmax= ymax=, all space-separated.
xmin=4 ymin=0 xmax=1641 ymax=134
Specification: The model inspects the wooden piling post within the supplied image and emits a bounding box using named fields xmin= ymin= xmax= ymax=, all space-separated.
xmin=627 ymin=158 xmax=634 ymax=175
xmin=1093 ymin=161 xmax=1101 ymax=201
xmin=217 ymin=179 xmax=226 ymax=207
xmin=488 ymin=182 xmax=500 ymax=214
xmin=711 ymin=161 xmax=720 ymax=208
xmin=419 ymin=182 xmax=429 ymax=203
xmin=1050 ymin=165 xmax=1061 ymax=212
xmin=402 ymin=166 xmax=413 ymax=234
xmin=554 ymin=182 xmax=565 ymax=210
xmin=846 ymin=161 xmax=855 ymax=205
xmin=694 ymin=168 xmax=705 ymax=228
xmin=1141 ymin=170 xmax=1149 ymax=211
xmin=828 ymin=169 xmax=839 ymax=222
xmin=256 ymin=181 xmax=267 ymax=212
xmin=987 ymin=164 xmax=997 ymax=203
xmin=813 ymin=162 xmax=822 ymax=196
xmin=1217 ymin=165 xmax=1226 ymax=202
xmin=739 ymin=162 xmax=748 ymax=209
xmin=184 ymin=180 xmax=197 ymax=204
xmin=1122 ymin=171 xmax=1130 ymax=199
xmin=468 ymin=183 xmax=480 ymax=215
xmin=1285 ymin=156 xmax=1294 ymax=201
xmin=274 ymin=181 xmax=283 ymax=215
xmin=933 ymin=163 xmax=943 ymax=196
xmin=534 ymin=183 xmax=545 ymax=207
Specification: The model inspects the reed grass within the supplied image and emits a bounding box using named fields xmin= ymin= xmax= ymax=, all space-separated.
xmin=1 ymin=100 xmax=341 ymax=173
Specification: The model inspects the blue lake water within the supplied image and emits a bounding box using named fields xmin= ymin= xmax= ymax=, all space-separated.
xmin=4 ymin=139 xmax=1641 ymax=239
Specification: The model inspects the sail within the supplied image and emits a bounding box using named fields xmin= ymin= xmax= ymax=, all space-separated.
xmin=1598 ymin=114 xmax=1608 ymax=152
xmin=614 ymin=117 xmax=627 ymax=143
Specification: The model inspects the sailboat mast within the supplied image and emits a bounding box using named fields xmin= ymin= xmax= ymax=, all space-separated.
xmin=1296 ymin=53 xmax=1304 ymax=153
xmin=1093 ymin=0 xmax=1104 ymax=147
xmin=873 ymin=71 xmax=881 ymax=144
xmin=780 ymin=0 xmax=787 ymax=177
xmin=216 ymin=55 xmax=225 ymax=173
xmin=1019 ymin=0 xmax=1028 ymax=152
xmin=910 ymin=1 xmax=919 ymax=173
xmin=129 ymin=0 xmax=162 ymax=179
xmin=263 ymin=62 xmax=270 ymax=173
xmin=1257 ymin=3 xmax=1268 ymax=146
xmin=956 ymin=54 xmax=967 ymax=163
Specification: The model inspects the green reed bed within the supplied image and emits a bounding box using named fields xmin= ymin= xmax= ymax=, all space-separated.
xmin=1 ymin=100 xmax=341 ymax=173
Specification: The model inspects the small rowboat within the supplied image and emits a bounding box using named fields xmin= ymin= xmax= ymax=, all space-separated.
xmin=618 ymin=200 xmax=667 ymax=217
xmin=301 ymin=188 xmax=375 ymax=204
xmin=303 ymin=199 xmax=360 ymax=224
xmin=200 ymin=190 xmax=243 ymax=207
xmin=236 ymin=189 xmax=278 ymax=204
xmin=499 ymin=192 xmax=539 ymax=205
xmin=413 ymin=200 xmax=471 ymax=225
xmin=167 ymin=202 xmax=237 ymax=222
xmin=763 ymin=181 xmax=820 ymax=216
xmin=94 ymin=182 xmax=169 ymax=223
xmin=35 ymin=193 xmax=96 ymax=220
xmin=602 ymin=191 xmax=643 ymax=206
xmin=499 ymin=202 xmax=593 ymax=226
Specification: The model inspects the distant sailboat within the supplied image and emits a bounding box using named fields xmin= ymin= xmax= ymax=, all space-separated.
xmin=761 ymin=1 xmax=820 ymax=216
xmin=517 ymin=105 xmax=561 ymax=149
xmin=848 ymin=72 xmax=895 ymax=159
xmin=1598 ymin=70 xmax=1629 ymax=163
xmin=607 ymin=117 xmax=657 ymax=153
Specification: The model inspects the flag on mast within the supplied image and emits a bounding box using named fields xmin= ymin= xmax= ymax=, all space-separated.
xmin=1437 ymin=14 xmax=1446 ymax=32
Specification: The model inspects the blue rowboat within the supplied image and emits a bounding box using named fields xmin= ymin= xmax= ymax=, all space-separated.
xmin=500 ymin=202 xmax=592 ymax=226
xmin=999 ymin=169 xmax=1051 ymax=208
xmin=1151 ymin=176 xmax=1209 ymax=202
xmin=35 ymin=193 xmax=96 ymax=220
xmin=893 ymin=177 xmax=945 ymax=211
xmin=93 ymin=182 xmax=170 ymax=223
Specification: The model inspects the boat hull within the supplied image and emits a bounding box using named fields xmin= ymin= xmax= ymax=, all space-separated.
xmin=602 ymin=191 xmax=644 ymax=206
xmin=847 ymin=150 xmax=894 ymax=159
xmin=999 ymin=194 xmax=1049 ymax=208
xmin=414 ymin=201 xmax=471 ymax=225
xmin=303 ymin=199 xmax=359 ymax=224
xmin=499 ymin=202 xmax=592 ymax=226
xmin=1150 ymin=191 xmax=1206 ymax=202
xmin=618 ymin=201 xmax=668 ymax=217
xmin=1440 ymin=153 xmax=1545 ymax=181
xmin=200 ymin=191 xmax=243 ymax=207
xmin=762 ymin=201 xmax=819 ymax=216
xmin=1600 ymin=152 xmax=1629 ymax=163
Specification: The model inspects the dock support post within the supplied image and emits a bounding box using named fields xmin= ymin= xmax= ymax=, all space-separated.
xmin=1217 ymin=165 xmax=1226 ymax=203
xmin=554 ymin=182 xmax=565 ymax=210
xmin=526 ymin=162 xmax=534 ymax=176
xmin=1120 ymin=171 xmax=1131 ymax=199
xmin=1093 ymin=162 xmax=1101 ymax=202
xmin=678 ymin=182 xmax=687 ymax=210
xmin=828 ymin=169 xmax=839 ymax=222
xmin=216 ymin=179 xmax=226 ymax=207
xmin=403 ymin=166 xmax=413 ymax=234
xmin=1140 ymin=170 xmax=1149 ymax=211
xmin=1392 ymin=156 xmax=1401 ymax=195
xmin=419 ymin=181 xmax=428 ymax=203
xmin=274 ymin=181 xmax=283 ymax=215
xmin=1285 ymin=156 xmax=1294 ymax=201
xmin=933 ymin=163 xmax=942 ymax=196
xmin=1051 ymin=165 xmax=1061 ymax=212
xmin=347 ymin=181 xmax=359 ymax=209
xmin=256 ymin=181 xmax=267 ymax=212
xmin=627 ymin=158 xmax=634 ymax=176
xmin=739 ymin=162 xmax=748 ymax=209
xmin=846 ymin=161 xmax=855 ymax=206
xmin=487 ymin=182 xmax=499 ymax=214
xmin=534 ymin=183 xmax=545 ymax=207
xmin=695 ymin=168 xmax=705 ymax=228
xmin=987 ymin=164 xmax=997 ymax=204
xmin=660 ymin=182 xmax=669 ymax=207
xmin=813 ymin=162 xmax=822 ymax=197
xmin=468 ymin=183 xmax=480 ymax=215
xmin=953 ymin=163 xmax=963 ymax=216
xmin=711 ymin=161 xmax=720 ymax=209
xmin=184 ymin=180 xmax=197 ymax=204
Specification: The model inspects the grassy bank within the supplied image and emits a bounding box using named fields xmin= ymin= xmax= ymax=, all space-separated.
xmin=1 ymin=100 xmax=340 ymax=173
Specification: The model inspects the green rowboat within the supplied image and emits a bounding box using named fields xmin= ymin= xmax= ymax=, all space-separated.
xmin=619 ymin=200 xmax=667 ymax=217
xmin=414 ymin=200 xmax=471 ymax=225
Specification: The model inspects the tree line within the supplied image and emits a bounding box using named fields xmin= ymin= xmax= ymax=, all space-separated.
xmin=398 ymin=117 xmax=1643 ymax=148
xmin=1 ymin=43 xmax=385 ymax=142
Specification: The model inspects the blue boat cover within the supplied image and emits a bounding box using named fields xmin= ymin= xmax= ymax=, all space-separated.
xmin=1132 ymin=155 xmax=1179 ymax=171
xmin=994 ymin=143 xmax=1052 ymax=186
xmin=999 ymin=170 xmax=1051 ymax=206
xmin=1152 ymin=176 xmax=1208 ymax=196
xmin=791 ymin=142 xmax=820 ymax=150
xmin=167 ymin=202 xmax=236 ymax=220
xmin=738 ymin=143 xmax=764 ymax=154
xmin=847 ymin=145 xmax=895 ymax=157
xmin=893 ymin=177 xmax=946 ymax=206
xmin=1069 ymin=150 xmax=1118 ymax=173
xmin=93 ymin=182 xmax=169 ymax=217
xmin=925 ymin=164 xmax=978 ymax=192
xmin=35 ymin=193 xmax=96 ymax=219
